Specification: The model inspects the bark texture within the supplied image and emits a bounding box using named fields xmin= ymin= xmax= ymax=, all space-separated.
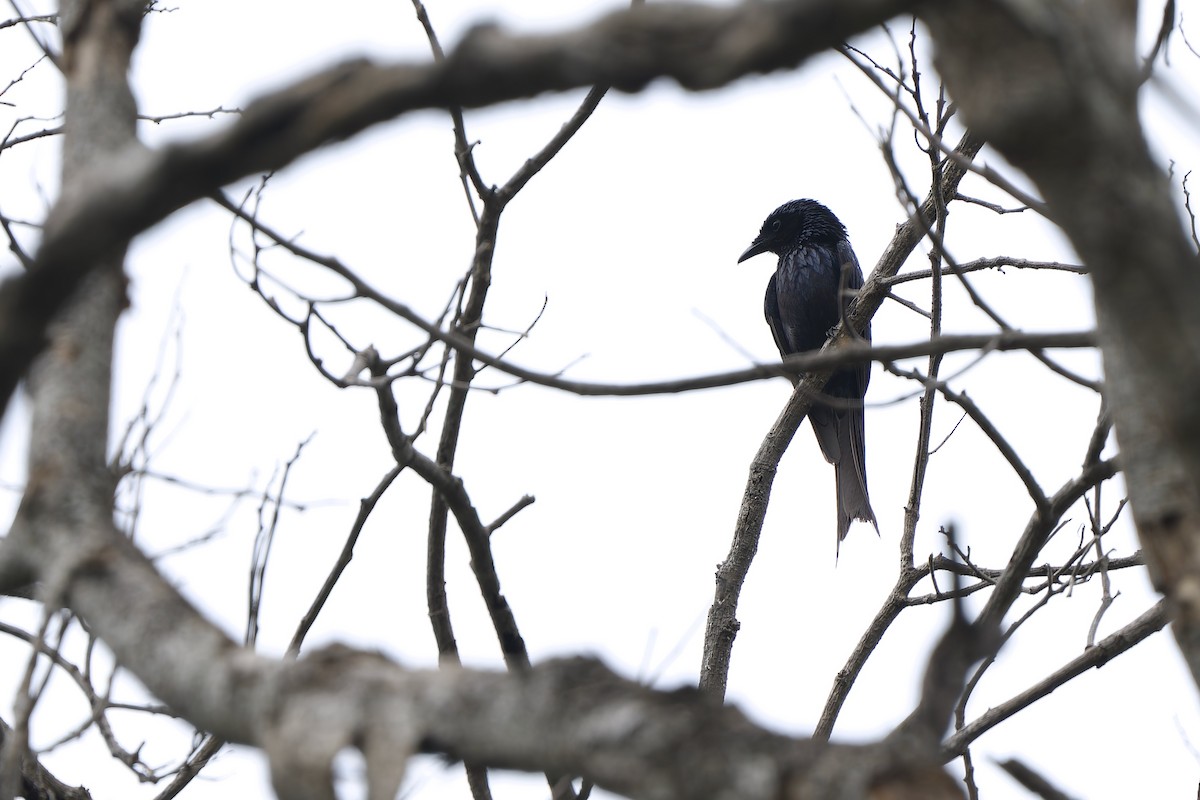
xmin=924 ymin=0 xmax=1200 ymax=686
xmin=3 ymin=0 xmax=1197 ymax=798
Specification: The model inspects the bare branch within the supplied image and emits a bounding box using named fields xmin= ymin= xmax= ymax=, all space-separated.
xmin=0 ymin=716 xmax=90 ymax=800
xmin=247 ymin=436 xmax=312 ymax=648
xmin=814 ymin=583 xmax=911 ymax=741
xmin=487 ymin=495 xmax=536 ymax=536
xmin=0 ymin=0 xmax=914 ymax=417
xmin=924 ymin=0 xmax=1200 ymax=689
xmin=410 ymin=0 xmax=487 ymax=219
xmin=886 ymin=257 xmax=1087 ymax=286
xmin=215 ymin=189 xmax=1094 ymax=397
xmin=149 ymin=735 xmax=224 ymax=800
xmin=701 ymin=131 xmax=986 ymax=700
xmin=287 ymin=465 xmax=404 ymax=658
xmin=943 ymin=600 xmax=1169 ymax=757
xmin=995 ymin=759 xmax=1074 ymax=800
xmin=138 ymin=106 xmax=240 ymax=124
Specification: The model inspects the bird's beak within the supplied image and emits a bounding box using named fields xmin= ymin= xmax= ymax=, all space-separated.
xmin=737 ymin=238 xmax=770 ymax=263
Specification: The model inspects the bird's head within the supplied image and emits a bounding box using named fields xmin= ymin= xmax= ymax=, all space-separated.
xmin=737 ymin=198 xmax=847 ymax=263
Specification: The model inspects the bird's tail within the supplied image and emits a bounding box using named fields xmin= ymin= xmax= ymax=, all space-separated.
xmin=810 ymin=405 xmax=878 ymax=552
xmin=834 ymin=423 xmax=877 ymax=550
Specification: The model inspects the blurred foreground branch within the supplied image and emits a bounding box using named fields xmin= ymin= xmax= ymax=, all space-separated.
xmin=0 ymin=0 xmax=914 ymax=417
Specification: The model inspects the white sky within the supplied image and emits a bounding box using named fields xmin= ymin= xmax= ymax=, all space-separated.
xmin=1 ymin=2 xmax=1199 ymax=799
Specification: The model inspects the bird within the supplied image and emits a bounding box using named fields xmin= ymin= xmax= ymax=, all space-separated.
xmin=738 ymin=198 xmax=878 ymax=549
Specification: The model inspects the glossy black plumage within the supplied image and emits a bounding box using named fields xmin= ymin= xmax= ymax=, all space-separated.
xmin=738 ymin=199 xmax=878 ymax=548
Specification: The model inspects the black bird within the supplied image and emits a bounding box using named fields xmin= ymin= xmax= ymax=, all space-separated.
xmin=738 ymin=199 xmax=878 ymax=548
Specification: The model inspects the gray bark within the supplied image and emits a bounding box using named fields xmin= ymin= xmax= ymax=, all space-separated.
xmin=923 ymin=0 xmax=1200 ymax=686
xmin=3 ymin=0 xmax=1196 ymax=798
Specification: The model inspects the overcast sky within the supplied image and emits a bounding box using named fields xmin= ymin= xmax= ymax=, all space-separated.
xmin=2 ymin=2 xmax=1199 ymax=799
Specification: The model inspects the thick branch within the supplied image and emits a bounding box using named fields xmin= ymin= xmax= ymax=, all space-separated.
xmin=0 ymin=0 xmax=917 ymax=418
xmin=923 ymin=0 xmax=1200 ymax=686
xmin=257 ymin=647 xmax=963 ymax=800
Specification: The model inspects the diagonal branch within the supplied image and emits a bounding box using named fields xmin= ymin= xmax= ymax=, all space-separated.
xmin=699 ymin=131 xmax=984 ymax=699
xmin=942 ymin=599 xmax=1168 ymax=757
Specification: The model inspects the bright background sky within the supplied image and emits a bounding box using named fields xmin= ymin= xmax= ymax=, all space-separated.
xmin=2 ymin=2 xmax=1199 ymax=798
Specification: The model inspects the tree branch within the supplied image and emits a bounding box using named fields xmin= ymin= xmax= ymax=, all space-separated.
xmin=0 ymin=716 xmax=90 ymax=800
xmin=699 ymin=130 xmax=984 ymax=699
xmin=923 ymin=0 xmax=1200 ymax=688
xmin=942 ymin=600 xmax=1169 ymax=757
xmin=0 ymin=0 xmax=917 ymax=418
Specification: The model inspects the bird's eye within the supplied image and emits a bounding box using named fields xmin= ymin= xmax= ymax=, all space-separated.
xmin=770 ymin=219 xmax=782 ymax=232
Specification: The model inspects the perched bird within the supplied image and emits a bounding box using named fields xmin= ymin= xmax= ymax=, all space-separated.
xmin=738 ymin=198 xmax=878 ymax=547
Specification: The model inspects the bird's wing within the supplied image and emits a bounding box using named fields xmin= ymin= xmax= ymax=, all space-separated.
xmin=809 ymin=405 xmax=842 ymax=464
xmin=763 ymin=272 xmax=791 ymax=359
xmin=837 ymin=240 xmax=865 ymax=291
xmin=837 ymin=239 xmax=872 ymax=396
